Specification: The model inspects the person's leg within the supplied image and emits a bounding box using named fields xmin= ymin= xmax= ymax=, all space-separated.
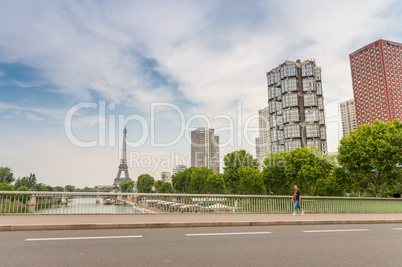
xmin=292 ymin=201 xmax=298 ymax=215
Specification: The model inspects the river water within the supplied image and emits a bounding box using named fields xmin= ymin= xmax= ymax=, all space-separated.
xmin=35 ymin=197 xmax=151 ymax=214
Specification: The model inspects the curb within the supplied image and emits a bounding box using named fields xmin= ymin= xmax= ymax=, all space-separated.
xmin=1 ymin=219 xmax=402 ymax=231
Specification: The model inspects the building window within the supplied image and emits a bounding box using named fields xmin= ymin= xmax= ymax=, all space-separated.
xmin=270 ymin=129 xmax=278 ymax=142
xmin=302 ymin=63 xmax=314 ymax=76
xmin=282 ymin=78 xmax=298 ymax=93
xmin=304 ymin=94 xmax=317 ymax=107
xmin=303 ymin=78 xmax=316 ymax=92
xmin=306 ymin=124 xmax=319 ymax=138
xmin=318 ymin=97 xmax=324 ymax=110
xmin=281 ymin=64 xmax=297 ymax=79
xmin=285 ymin=139 xmax=301 ymax=151
xmin=316 ymin=82 xmax=322 ymax=95
xmin=269 ymin=100 xmax=276 ymax=113
xmin=284 ymin=108 xmax=300 ymax=123
xmin=305 ymin=108 xmax=318 ymax=122
xmin=270 ymin=115 xmax=277 ymax=128
xmin=268 ymin=86 xmax=275 ymax=100
xmin=315 ymin=69 xmax=321 ymax=81
xmin=284 ymin=125 xmax=301 ymax=138
xmin=307 ymin=139 xmax=320 ymax=148
xmin=320 ymin=126 xmax=326 ymax=140
xmin=283 ymin=94 xmax=298 ymax=108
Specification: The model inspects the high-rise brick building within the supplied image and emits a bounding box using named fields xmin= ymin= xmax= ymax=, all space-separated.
xmin=349 ymin=39 xmax=402 ymax=126
xmin=340 ymin=99 xmax=357 ymax=137
xmin=266 ymin=59 xmax=327 ymax=154
xmin=190 ymin=128 xmax=220 ymax=173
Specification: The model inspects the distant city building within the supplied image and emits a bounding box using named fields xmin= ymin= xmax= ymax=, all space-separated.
xmin=113 ymin=126 xmax=132 ymax=186
xmin=266 ymin=59 xmax=328 ymax=154
xmin=161 ymin=171 xmax=172 ymax=183
xmin=173 ymin=165 xmax=187 ymax=175
xmin=256 ymin=107 xmax=271 ymax=166
xmin=191 ymin=128 xmax=220 ymax=173
xmin=340 ymin=99 xmax=357 ymax=137
xmin=350 ymin=39 xmax=402 ymax=126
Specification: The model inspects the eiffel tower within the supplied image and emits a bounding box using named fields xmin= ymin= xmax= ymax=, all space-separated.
xmin=113 ymin=126 xmax=131 ymax=186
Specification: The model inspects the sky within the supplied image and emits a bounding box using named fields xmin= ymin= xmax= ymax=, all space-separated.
xmin=0 ymin=0 xmax=401 ymax=188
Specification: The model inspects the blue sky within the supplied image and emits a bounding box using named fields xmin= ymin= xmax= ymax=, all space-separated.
xmin=0 ymin=0 xmax=401 ymax=187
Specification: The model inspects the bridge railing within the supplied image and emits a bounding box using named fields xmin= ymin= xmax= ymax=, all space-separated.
xmin=0 ymin=191 xmax=401 ymax=214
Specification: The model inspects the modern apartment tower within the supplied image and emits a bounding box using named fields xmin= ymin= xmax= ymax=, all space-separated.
xmin=256 ymin=107 xmax=271 ymax=166
xmin=191 ymin=128 xmax=220 ymax=173
xmin=340 ymin=99 xmax=357 ymax=137
xmin=173 ymin=165 xmax=187 ymax=175
xmin=350 ymin=39 xmax=402 ymax=126
xmin=266 ymin=59 xmax=327 ymax=154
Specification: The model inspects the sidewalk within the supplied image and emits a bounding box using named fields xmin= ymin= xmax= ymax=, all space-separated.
xmin=1 ymin=213 xmax=402 ymax=231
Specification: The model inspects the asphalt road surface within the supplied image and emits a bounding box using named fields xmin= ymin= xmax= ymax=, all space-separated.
xmin=1 ymin=224 xmax=402 ymax=267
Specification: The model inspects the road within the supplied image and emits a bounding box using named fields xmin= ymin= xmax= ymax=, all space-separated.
xmin=1 ymin=224 xmax=401 ymax=266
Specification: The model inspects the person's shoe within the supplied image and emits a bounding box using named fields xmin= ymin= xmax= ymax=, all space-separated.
xmin=292 ymin=213 xmax=296 ymax=216
xmin=301 ymin=212 xmax=305 ymax=215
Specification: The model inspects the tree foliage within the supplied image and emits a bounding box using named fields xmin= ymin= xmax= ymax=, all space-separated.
xmin=0 ymin=182 xmax=14 ymax=191
xmin=137 ymin=174 xmax=154 ymax=193
xmin=14 ymin=173 xmax=37 ymax=190
xmin=238 ymin=167 xmax=266 ymax=195
xmin=172 ymin=167 xmax=196 ymax=193
xmin=120 ymin=180 xmax=134 ymax=192
xmin=0 ymin=167 xmax=14 ymax=184
xmin=206 ymin=173 xmax=226 ymax=194
xmin=154 ymin=181 xmax=173 ymax=193
xmin=223 ymin=150 xmax=258 ymax=193
xmin=338 ymin=119 xmax=402 ymax=197
xmin=190 ymin=167 xmax=214 ymax=194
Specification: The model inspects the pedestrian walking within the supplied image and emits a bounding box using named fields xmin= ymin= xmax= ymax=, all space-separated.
xmin=292 ymin=185 xmax=304 ymax=216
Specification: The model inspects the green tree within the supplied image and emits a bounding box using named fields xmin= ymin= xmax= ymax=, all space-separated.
xmin=190 ymin=167 xmax=214 ymax=194
xmin=206 ymin=173 xmax=226 ymax=194
xmin=154 ymin=181 xmax=173 ymax=193
xmin=154 ymin=180 xmax=164 ymax=192
xmin=137 ymin=174 xmax=154 ymax=193
xmin=262 ymin=153 xmax=288 ymax=195
xmin=34 ymin=183 xmax=49 ymax=191
xmin=0 ymin=182 xmax=14 ymax=191
xmin=65 ymin=185 xmax=75 ymax=192
xmin=338 ymin=119 xmax=402 ymax=197
xmin=120 ymin=180 xmax=134 ymax=192
xmin=0 ymin=167 xmax=14 ymax=184
xmin=238 ymin=167 xmax=266 ymax=195
xmin=53 ymin=186 xmax=64 ymax=192
xmin=223 ymin=150 xmax=258 ymax=193
xmin=285 ymin=147 xmax=334 ymax=195
xmin=14 ymin=173 xmax=37 ymax=190
xmin=16 ymin=186 xmax=30 ymax=191
xmin=172 ymin=167 xmax=195 ymax=193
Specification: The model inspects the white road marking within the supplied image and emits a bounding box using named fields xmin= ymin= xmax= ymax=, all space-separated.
xmin=25 ymin=235 xmax=143 ymax=241
xmin=302 ymin=229 xmax=369 ymax=233
xmin=391 ymin=228 xmax=402 ymax=231
xmin=186 ymin=232 xmax=271 ymax=237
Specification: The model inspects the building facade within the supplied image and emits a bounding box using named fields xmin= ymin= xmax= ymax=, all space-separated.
xmin=161 ymin=171 xmax=172 ymax=183
xmin=256 ymin=106 xmax=271 ymax=166
xmin=340 ymin=99 xmax=357 ymax=137
xmin=191 ymin=128 xmax=220 ymax=173
xmin=266 ymin=59 xmax=327 ymax=154
xmin=173 ymin=165 xmax=187 ymax=175
xmin=350 ymin=39 xmax=402 ymax=126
